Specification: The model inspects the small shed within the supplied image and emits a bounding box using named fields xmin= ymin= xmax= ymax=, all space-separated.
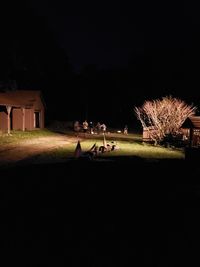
xmin=181 ymin=116 xmax=200 ymax=147
xmin=142 ymin=126 xmax=158 ymax=142
xmin=0 ymin=90 xmax=45 ymax=134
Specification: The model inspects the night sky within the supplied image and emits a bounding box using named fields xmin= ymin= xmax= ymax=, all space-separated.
xmin=28 ymin=0 xmax=143 ymax=71
xmin=1 ymin=1 xmax=200 ymax=127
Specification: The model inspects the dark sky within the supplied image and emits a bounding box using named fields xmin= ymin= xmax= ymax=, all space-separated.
xmin=1 ymin=1 xmax=200 ymax=126
xmin=27 ymin=0 xmax=200 ymax=70
xmin=27 ymin=0 xmax=143 ymax=71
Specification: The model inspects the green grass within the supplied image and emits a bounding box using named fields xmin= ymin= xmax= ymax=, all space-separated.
xmin=75 ymin=133 xmax=184 ymax=159
xmin=55 ymin=129 xmax=142 ymax=142
xmin=0 ymin=129 xmax=184 ymax=162
xmin=38 ymin=137 xmax=184 ymax=161
xmin=0 ymin=129 xmax=55 ymax=145
xmin=102 ymin=141 xmax=184 ymax=159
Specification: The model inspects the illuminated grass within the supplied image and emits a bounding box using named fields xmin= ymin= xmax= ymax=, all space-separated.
xmin=101 ymin=141 xmax=184 ymax=159
xmin=74 ymin=136 xmax=184 ymax=159
xmin=0 ymin=129 xmax=56 ymax=145
xmin=38 ymin=138 xmax=184 ymax=161
xmin=59 ymin=130 xmax=142 ymax=142
xmin=0 ymin=129 xmax=184 ymax=164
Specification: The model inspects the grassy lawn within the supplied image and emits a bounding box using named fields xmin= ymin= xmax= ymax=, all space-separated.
xmin=0 ymin=129 xmax=184 ymax=163
xmin=0 ymin=129 xmax=55 ymax=145
xmin=39 ymin=132 xmax=184 ymax=161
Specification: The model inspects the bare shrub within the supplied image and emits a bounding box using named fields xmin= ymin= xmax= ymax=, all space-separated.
xmin=135 ymin=96 xmax=196 ymax=145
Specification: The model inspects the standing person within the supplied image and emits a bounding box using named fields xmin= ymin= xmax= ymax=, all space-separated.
xmin=96 ymin=122 xmax=101 ymax=134
xmin=124 ymin=125 xmax=128 ymax=135
xmin=83 ymin=120 xmax=88 ymax=133
xmin=101 ymin=123 xmax=106 ymax=133
xmin=74 ymin=121 xmax=80 ymax=133
xmin=89 ymin=121 xmax=94 ymax=134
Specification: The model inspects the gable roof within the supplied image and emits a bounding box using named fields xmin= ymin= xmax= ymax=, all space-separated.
xmin=189 ymin=116 xmax=200 ymax=129
xmin=182 ymin=116 xmax=200 ymax=129
xmin=0 ymin=90 xmax=44 ymax=108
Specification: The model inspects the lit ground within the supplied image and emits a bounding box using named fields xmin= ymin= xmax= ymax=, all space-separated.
xmin=0 ymin=134 xmax=78 ymax=165
xmin=0 ymin=130 xmax=184 ymax=167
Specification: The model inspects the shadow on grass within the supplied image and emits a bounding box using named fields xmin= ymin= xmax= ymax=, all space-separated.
xmin=1 ymin=152 xmax=200 ymax=266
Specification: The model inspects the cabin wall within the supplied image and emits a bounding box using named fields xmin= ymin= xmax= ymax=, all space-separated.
xmin=0 ymin=111 xmax=8 ymax=132
xmin=142 ymin=127 xmax=158 ymax=142
xmin=192 ymin=129 xmax=200 ymax=147
xmin=12 ymin=108 xmax=23 ymax=130
xmin=25 ymin=108 xmax=34 ymax=130
xmin=40 ymin=109 xmax=44 ymax=128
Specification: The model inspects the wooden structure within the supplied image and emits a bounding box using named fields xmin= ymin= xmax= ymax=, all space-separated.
xmin=0 ymin=90 xmax=45 ymax=134
xmin=142 ymin=116 xmax=200 ymax=146
xmin=182 ymin=116 xmax=200 ymax=147
xmin=142 ymin=126 xmax=157 ymax=142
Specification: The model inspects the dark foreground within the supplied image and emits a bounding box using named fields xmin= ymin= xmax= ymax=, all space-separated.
xmin=1 ymin=157 xmax=200 ymax=266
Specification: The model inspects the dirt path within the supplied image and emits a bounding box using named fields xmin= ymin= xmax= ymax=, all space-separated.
xmin=0 ymin=134 xmax=79 ymax=165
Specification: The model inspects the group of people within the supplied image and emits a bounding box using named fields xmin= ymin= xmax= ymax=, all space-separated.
xmin=74 ymin=120 xmax=107 ymax=134
xmin=74 ymin=120 xmax=129 ymax=135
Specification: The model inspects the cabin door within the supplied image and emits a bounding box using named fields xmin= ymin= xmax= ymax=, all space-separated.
xmin=34 ymin=111 xmax=40 ymax=128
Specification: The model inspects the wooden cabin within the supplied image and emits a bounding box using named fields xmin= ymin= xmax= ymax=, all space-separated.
xmin=0 ymin=90 xmax=45 ymax=134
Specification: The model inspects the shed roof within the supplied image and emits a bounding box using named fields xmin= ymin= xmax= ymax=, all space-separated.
xmin=0 ymin=90 xmax=43 ymax=108
xmin=189 ymin=116 xmax=200 ymax=128
xmin=182 ymin=116 xmax=200 ymax=129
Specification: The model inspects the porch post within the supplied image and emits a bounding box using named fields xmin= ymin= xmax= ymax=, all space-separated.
xmin=6 ymin=105 xmax=11 ymax=135
xmin=22 ymin=107 xmax=25 ymax=131
xmin=189 ymin=127 xmax=193 ymax=148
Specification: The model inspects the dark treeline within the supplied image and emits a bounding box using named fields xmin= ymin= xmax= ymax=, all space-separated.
xmin=1 ymin=1 xmax=200 ymax=129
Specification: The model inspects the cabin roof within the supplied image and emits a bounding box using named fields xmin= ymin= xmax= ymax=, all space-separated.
xmin=182 ymin=116 xmax=200 ymax=129
xmin=0 ymin=90 xmax=43 ymax=108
